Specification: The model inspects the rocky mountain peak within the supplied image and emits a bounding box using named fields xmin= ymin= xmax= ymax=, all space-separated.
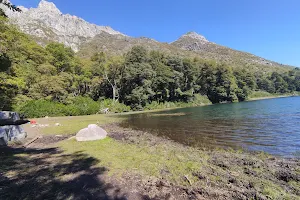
xmin=38 ymin=0 xmax=61 ymax=14
xmin=182 ymin=32 xmax=209 ymax=43
xmin=3 ymin=0 xmax=125 ymax=51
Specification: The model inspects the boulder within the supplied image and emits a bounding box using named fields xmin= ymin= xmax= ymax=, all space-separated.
xmin=76 ymin=124 xmax=107 ymax=142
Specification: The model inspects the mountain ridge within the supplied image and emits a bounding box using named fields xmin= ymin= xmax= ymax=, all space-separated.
xmin=1 ymin=0 xmax=125 ymax=51
xmin=2 ymin=0 xmax=293 ymax=71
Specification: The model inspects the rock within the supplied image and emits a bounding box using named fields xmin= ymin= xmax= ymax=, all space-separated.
xmin=76 ymin=124 xmax=107 ymax=142
xmin=1 ymin=0 xmax=125 ymax=52
xmin=55 ymin=135 xmax=63 ymax=137
xmin=181 ymin=31 xmax=209 ymax=43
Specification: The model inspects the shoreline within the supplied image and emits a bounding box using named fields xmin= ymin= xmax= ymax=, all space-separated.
xmin=114 ymin=94 xmax=297 ymax=116
xmin=26 ymin=94 xmax=298 ymax=120
xmin=5 ymin=115 xmax=300 ymax=199
xmin=247 ymin=94 xmax=297 ymax=102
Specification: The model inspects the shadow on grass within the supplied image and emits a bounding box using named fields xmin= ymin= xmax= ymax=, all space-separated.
xmin=0 ymin=146 xmax=130 ymax=200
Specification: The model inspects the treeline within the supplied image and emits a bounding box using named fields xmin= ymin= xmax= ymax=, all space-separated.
xmin=1 ymin=17 xmax=299 ymax=117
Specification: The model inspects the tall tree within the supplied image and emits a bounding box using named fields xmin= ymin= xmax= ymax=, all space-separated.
xmin=121 ymin=46 xmax=155 ymax=110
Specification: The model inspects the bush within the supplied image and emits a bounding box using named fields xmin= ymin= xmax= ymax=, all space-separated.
xmin=144 ymin=94 xmax=212 ymax=111
xmin=13 ymin=94 xmax=32 ymax=112
xmin=19 ymin=97 xmax=131 ymax=118
xmin=193 ymin=94 xmax=212 ymax=105
xmin=248 ymin=91 xmax=275 ymax=99
xmin=64 ymin=96 xmax=100 ymax=116
xmin=19 ymin=100 xmax=67 ymax=118
xmin=99 ymin=99 xmax=131 ymax=113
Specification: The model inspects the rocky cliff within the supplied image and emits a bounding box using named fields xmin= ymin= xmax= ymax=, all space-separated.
xmin=2 ymin=0 xmax=124 ymax=51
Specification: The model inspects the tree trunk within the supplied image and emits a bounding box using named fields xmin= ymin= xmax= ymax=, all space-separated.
xmin=112 ymin=86 xmax=116 ymax=102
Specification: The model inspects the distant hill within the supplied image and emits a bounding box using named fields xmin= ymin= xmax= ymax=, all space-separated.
xmin=171 ymin=32 xmax=283 ymax=67
xmin=2 ymin=0 xmax=293 ymax=72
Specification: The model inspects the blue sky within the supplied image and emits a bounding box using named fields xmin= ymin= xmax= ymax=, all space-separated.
xmin=11 ymin=0 xmax=300 ymax=67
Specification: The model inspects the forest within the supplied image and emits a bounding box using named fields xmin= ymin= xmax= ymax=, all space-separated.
xmin=1 ymin=16 xmax=300 ymax=117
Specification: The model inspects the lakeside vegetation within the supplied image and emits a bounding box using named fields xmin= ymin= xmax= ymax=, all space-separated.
xmin=17 ymin=115 xmax=300 ymax=199
xmin=248 ymin=90 xmax=300 ymax=100
xmin=1 ymin=16 xmax=300 ymax=118
xmin=1 ymin=2 xmax=300 ymax=199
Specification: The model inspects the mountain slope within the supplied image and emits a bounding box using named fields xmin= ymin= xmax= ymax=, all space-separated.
xmin=171 ymin=32 xmax=281 ymax=67
xmin=78 ymin=32 xmax=291 ymax=73
xmin=2 ymin=0 xmax=293 ymax=72
xmin=1 ymin=0 xmax=124 ymax=51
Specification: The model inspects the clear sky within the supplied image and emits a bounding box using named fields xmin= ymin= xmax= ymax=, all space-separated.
xmin=11 ymin=0 xmax=300 ymax=67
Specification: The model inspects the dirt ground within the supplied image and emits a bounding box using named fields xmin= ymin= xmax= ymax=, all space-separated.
xmin=0 ymin=123 xmax=299 ymax=200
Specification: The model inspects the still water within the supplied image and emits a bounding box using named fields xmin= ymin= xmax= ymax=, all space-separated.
xmin=120 ymin=97 xmax=300 ymax=157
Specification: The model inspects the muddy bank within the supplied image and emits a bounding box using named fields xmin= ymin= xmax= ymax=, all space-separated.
xmin=2 ymin=123 xmax=300 ymax=200
xmin=103 ymin=123 xmax=300 ymax=200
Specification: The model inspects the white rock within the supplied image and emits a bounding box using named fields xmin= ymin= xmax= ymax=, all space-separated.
xmin=182 ymin=32 xmax=209 ymax=43
xmin=76 ymin=124 xmax=107 ymax=142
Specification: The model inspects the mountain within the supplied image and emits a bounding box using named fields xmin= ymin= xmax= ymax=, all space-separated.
xmin=1 ymin=0 xmax=124 ymax=51
xmin=2 ymin=0 xmax=292 ymax=72
xmin=171 ymin=32 xmax=281 ymax=67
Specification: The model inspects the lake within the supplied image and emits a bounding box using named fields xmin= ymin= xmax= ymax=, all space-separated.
xmin=120 ymin=97 xmax=300 ymax=157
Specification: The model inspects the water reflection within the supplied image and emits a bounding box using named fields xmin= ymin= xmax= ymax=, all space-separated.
xmin=120 ymin=97 xmax=300 ymax=157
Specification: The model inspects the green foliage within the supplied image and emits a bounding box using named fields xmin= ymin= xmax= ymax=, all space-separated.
xmin=144 ymin=94 xmax=211 ymax=110
xmin=1 ymin=19 xmax=299 ymax=117
xmin=248 ymin=91 xmax=274 ymax=99
xmin=19 ymin=97 xmax=101 ymax=118
xmin=46 ymin=43 xmax=76 ymax=73
xmin=12 ymin=94 xmax=32 ymax=111
xmin=99 ymin=99 xmax=131 ymax=113
xmin=121 ymin=46 xmax=155 ymax=110
xmin=64 ymin=96 xmax=100 ymax=116
xmin=19 ymin=100 xmax=67 ymax=118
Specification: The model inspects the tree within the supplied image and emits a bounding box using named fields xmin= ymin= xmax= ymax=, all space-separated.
xmin=149 ymin=51 xmax=173 ymax=102
xmin=166 ymin=56 xmax=184 ymax=101
xmin=121 ymin=46 xmax=155 ymax=110
xmin=46 ymin=43 xmax=75 ymax=73
xmin=234 ymin=69 xmax=256 ymax=101
xmin=270 ymin=72 xmax=289 ymax=93
xmin=257 ymin=76 xmax=275 ymax=93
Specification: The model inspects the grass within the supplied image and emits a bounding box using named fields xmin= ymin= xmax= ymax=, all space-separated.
xmin=248 ymin=90 xmax=299 ymax=100
xmin=20 ymin=111 xmax=299 ymax=199
xmin=59 ymin=137 xmax=206 ymax=185
xmin=58 ymin=136 xmax=300 ymax=199
xmin=259 ymin=180 xmax=295 ymax=200
xmin=29 ymin=114 xmax=123 ymax=135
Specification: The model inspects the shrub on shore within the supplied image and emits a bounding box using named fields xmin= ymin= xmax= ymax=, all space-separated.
xmin=18 ymin=97 xmax=131 ymax=118
xmin=144 ymin=94 xmax=212 ymax=110
xmin=99 ymin=99 xmax=131 ymax=113
xmin=19 ymin=100 xmax=67 ymax=118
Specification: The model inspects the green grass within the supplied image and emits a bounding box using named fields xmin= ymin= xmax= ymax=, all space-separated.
xmin=22 ymin=112 xmax=299 ymax=199
xmin=58 ymin=137 xmax=299 ymax=199
xmin=144 ymin=94 xmax=212 ymax=111
xmin=248 ymin=90 xmax=299 ymax=100
xmin=30 ymin=114 xmax=123 ymax=135
xmin=59 ymin=137 xmax=206 ymax=185
xmin=259 ymin=180 xmax=297 ymax=200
